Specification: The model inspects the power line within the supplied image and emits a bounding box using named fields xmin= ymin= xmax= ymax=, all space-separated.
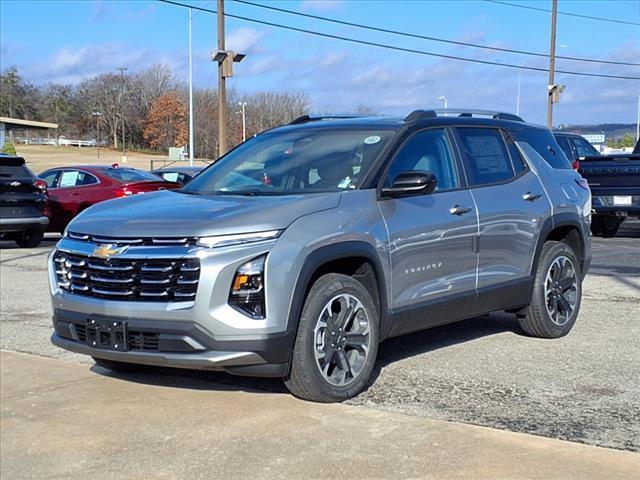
xmin=157 ymin=0 xmax=640 ymax=80
xmin=234 ymin=0 xmax=640 ymax=67
xmin=485 ymin=0 xmax=640 ymax=26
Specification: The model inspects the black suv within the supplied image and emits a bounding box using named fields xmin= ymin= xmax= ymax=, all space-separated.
xmin=0 ymin=154 xmax=49 ymax=247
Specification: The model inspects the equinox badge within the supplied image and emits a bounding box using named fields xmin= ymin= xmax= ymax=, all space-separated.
xmin=92 ymin=244 xmax=128 ymax=259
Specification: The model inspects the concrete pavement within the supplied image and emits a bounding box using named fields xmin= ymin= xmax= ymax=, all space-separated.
xmin=1 ymin=351 xmax=638 ymax=480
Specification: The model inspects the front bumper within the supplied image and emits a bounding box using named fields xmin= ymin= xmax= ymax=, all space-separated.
xmin=52 ymin=308 xmax=293 ymax=376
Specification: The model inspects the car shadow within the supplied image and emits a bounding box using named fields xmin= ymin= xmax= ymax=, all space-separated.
xmin=90 ymin=313 xmax=525 ymax=397
xmin=366 ymin=313 xmax=524 ymax=386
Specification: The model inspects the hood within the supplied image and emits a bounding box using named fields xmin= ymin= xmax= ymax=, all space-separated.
xmin=68 ymin=190 xmax=341 ymax=238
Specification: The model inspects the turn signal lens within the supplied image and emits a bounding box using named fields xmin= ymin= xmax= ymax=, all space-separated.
xmin=229 ymin=255 xmax=266 ymax=319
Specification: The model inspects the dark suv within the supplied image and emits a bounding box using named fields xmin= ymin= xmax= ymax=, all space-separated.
xmin=0 ymin=154 xmax=49 ymax=248
xmin=50 ymin=110 xmax=591 ymax=402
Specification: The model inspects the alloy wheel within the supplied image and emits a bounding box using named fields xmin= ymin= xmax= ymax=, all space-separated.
xmin=544 ymin=255 xmax=578 ymax=326
xmin=313 ymin=293 xmax=371 ymax=387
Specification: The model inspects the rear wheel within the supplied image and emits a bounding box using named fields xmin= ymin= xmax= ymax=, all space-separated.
xmin=285 ymin=273 xmax=379 ymax=402
xmin=519 ymin=241 xmax=582 ymax=338
xmin=13 ymin=229 xmax=44 ymax=248
xmin=590 ymin=215 xmax=621 ymax=237
xmin=92 ymin=357 xmax=149 ymax=373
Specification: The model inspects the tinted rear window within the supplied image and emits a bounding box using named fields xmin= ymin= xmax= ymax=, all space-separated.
xmin=0 ymin=164 xmax=34 ymax=179
xmin=101 ymin=168 xmax=162 ymax=183
xmin=516 ymin=128 xmax=572 ymax=169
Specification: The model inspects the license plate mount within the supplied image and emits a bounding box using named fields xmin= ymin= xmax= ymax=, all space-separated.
xmin=86 ymin=319 xmax=128 ymax=351
xmin=613 ymin=195 xmax=632 ymax=206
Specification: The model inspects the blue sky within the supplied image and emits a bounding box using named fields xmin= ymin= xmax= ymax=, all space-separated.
xmin=1 ymin=0 xmax=638 ymax=126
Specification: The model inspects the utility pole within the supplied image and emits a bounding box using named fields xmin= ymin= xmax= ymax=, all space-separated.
xmin=636 ymin=94 xmax=639 ymax=142
xmin=188 ymin=7 xmax=195 ymax=166
xmin=546 ymin=0 xmax=558 ymax=129
xmin=238 ymin=101 xmax=247 ymax=142
xmin=92 ymin=111 xmax=102 ymax=161
xmin=117 ymin=67 xmax=128 ymax=162
xmin=217 ymin=0 xmax=227 ymax=158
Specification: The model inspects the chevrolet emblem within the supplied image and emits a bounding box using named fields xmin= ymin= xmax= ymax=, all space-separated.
xmin=92 ymin=244 xmax=128 ymax=259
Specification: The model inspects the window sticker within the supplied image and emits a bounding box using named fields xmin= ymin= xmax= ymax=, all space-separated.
xmin=59 ymin=171 xmax=80 ymax=187
xmin=163 ymin=172 xmax=180 ymax=182
xmin=364 ymin=136 xmax=381 ymax=145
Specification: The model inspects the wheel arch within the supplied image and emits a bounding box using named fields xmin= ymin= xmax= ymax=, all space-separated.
xmin=286 ymin=241 xmax=389 ymax=346
xmin=532 ymin=214 xmax=587 ymax=277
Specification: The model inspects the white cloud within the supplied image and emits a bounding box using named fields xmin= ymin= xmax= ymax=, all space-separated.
xmin=226 ymin=28 xmax=269 ymax=55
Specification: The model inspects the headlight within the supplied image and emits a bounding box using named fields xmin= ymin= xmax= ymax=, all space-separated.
xmin=229 ymin=254 xmax=266 ymax=319
xmin=196 ymin=230 xmax=281 ymax=248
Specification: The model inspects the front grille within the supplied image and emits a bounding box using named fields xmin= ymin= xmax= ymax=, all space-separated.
xmin=54 ymin=251 xmax=200 ymax=302
xmin=67 ymin=231 xmax=197 ymax=246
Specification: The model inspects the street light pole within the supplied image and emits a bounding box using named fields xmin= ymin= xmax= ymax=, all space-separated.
xmin=636 ymin=93 xmax=639 ymax=142
xmin=238 ymin=101 xmax=247 ymax=142
xmin=438 ymin=96 xmax=448 ymax=110
xmin=117 ymin=67 xmax=128 ymax=162
xmin=516 ymin=67 xmax=522 ymax=116
xmin=188 ymin=7 xmax=195 ymax=166
xmin=546 ymin=0 xmax=558 ymax=129
xmin=217 ymin=0 xmax=227 ymax=158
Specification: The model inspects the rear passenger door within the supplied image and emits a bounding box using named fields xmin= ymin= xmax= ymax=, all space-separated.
xmin=454 ymin=127 xmax=551 ymax=290
xmin=378 ymin=128 xmax=478 ymax=310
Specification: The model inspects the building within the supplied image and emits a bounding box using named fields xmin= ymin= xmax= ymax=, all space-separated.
xmin=0 ymin=117 xmax=58 ymax=147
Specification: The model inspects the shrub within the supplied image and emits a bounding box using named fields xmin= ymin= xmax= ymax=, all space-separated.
xmin=1 ymin=142 xmax=17 ymax=155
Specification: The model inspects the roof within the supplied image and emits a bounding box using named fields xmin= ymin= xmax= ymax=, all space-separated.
xmin=0 ymin=117 xmax=58 ymax=130
xmin=265 ymin=110 xmax=544 ymax=135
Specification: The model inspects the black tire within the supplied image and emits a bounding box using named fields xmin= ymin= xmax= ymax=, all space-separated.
xmin=92 ymin=357 xmax=149 ymax=373
xmin=285 ymin=273 xmax=379 ymax=403
xmin=14 ymin=229 xmax=44 ymax=248
xmin=590 ymin=215 xmax=620 ymax=238
xmin=519 ymin=241 xmax=582 ymax=338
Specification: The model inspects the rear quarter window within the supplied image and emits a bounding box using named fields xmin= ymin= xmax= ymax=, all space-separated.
xmin=516 ymin=128 xmax=572 ymax=169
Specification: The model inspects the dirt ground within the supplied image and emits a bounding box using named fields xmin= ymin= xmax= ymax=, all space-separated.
xmin=14 ymin=144 xmax=209 ymax=174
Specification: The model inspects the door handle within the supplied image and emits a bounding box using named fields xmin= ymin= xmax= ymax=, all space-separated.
xmin=522 ymin=192 xmax=542 ymax=202
xmin=449 ymin=205 xmax=472 ymax=216
xmin=70 ymin=192 xmax=81 ymax=196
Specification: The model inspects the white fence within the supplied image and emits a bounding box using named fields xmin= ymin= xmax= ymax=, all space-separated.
xmin=14 ymin=136 xmax=106 ymax=147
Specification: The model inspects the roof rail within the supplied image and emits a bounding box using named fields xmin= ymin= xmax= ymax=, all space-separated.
xmin=288 ymin=114 xmax=363 ymax=125
xmin=405 ymin=109 xmax=524 ymax=123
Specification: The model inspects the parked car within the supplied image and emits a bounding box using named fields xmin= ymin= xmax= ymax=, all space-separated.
xmin=553 ymin=132 xmax=601 ymax=169
xmin=0 ymin=154 xmax=49 ymax=247
xmin=49 ymin=110 xmax=591 ymax=402
xmin=150 ymin=166 xmax=204 ymax=185
xmin=578 ymin=154 xmax=639 ymax=237
xmin=39 ymin=164 xmax=181 ymax=232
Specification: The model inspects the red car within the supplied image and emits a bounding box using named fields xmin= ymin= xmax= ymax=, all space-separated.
xmin=39 ymin=164 xmax=180 ymax=232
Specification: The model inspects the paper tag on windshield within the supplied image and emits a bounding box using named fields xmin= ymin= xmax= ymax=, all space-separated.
xmin=364 ymin=136 xmax=381 ymax=145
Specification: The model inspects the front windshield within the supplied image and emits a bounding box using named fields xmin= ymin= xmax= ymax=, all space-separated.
xmin=183 ymin=129 xmax=394 ymax=195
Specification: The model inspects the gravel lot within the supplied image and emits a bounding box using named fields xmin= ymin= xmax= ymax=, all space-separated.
xmin=1 ymin=220 xmax=639 ymax=452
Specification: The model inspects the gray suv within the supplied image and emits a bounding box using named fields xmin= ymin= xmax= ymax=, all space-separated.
xmin=49 ymin=110 xmax=592 ymax=402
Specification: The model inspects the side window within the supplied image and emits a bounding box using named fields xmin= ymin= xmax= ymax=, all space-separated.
xmin=77 ymin=171 xmax=98 ymax=186
xmin=40 ymin=170 xmax=60 ymax=188
xmin=455 ymin=128 xmax=515 ymax=186
xmin=556 ymin=136 xmax=575 ymax=161
xmin=515 ymin=128 xmax=572 ymax=169
xmin=572 ymin=137 xmax=599 ymax=158
xmin=387 ymin=128 xmax=459 ymax=191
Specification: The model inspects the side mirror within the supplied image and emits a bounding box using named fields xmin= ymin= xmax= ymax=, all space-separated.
xmin=381 ymin=171 xmax=437 ymax=198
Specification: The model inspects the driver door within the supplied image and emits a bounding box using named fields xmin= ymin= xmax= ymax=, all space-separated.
xmin=377 ymin=128 xmax=478 ymax=316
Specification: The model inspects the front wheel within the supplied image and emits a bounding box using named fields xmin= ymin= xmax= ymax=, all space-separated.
xmin=519 ymin=241 xmax=582 ymax=338
xmin=14 ymin=229 xmax=44 ymax=248
xmin=285 ymin=273 xmax=379 ymax=403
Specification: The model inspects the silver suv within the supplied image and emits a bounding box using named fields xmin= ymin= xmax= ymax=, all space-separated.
xmin=49 ymin=110 xmax=592 ymax=402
